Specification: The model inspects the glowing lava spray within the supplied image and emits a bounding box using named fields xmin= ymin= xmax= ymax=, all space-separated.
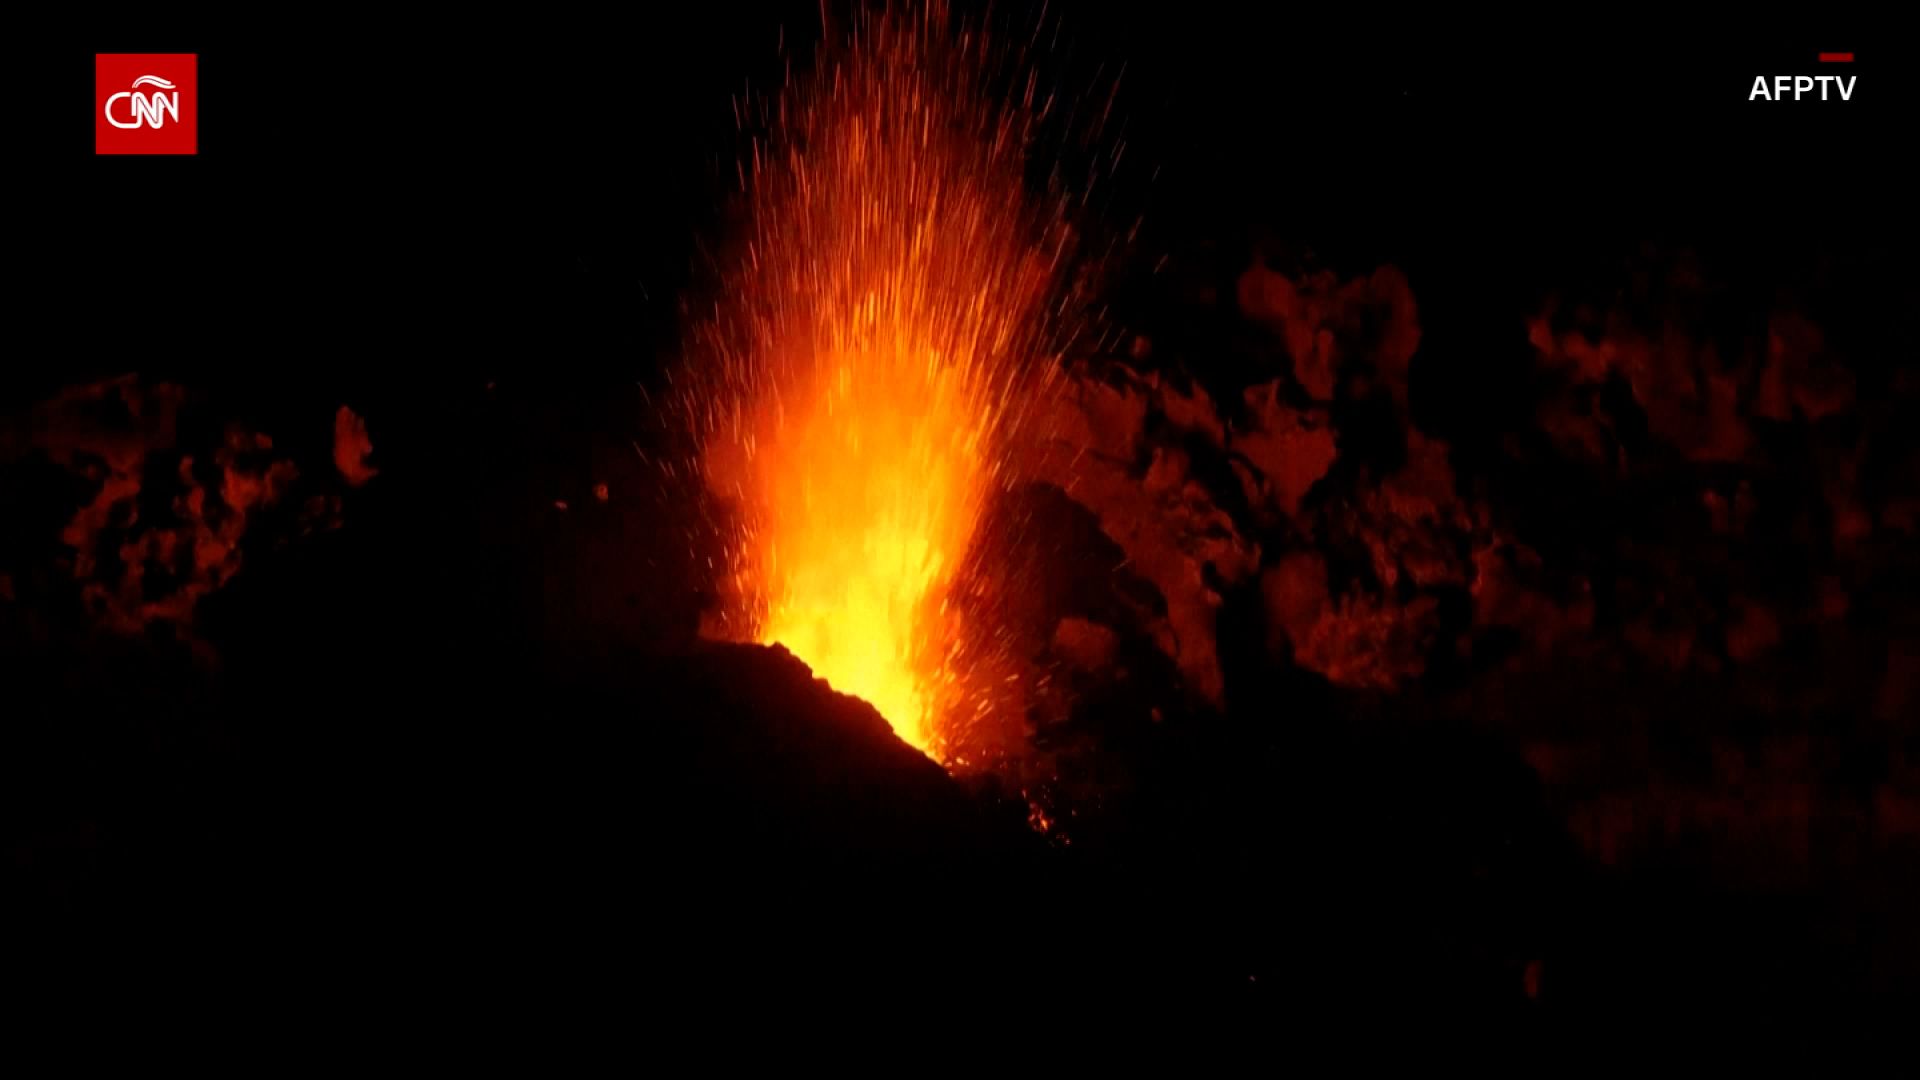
xmin=687 ymin=2 xmax=1075 ymax=757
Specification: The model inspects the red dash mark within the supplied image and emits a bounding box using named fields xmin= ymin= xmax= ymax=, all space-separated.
xmin=1819 ymin=52 xmax=1854 ymax=63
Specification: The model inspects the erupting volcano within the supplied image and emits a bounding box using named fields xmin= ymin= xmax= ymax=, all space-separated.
xmin=687 ymin=2 xmax=1074 ymax=756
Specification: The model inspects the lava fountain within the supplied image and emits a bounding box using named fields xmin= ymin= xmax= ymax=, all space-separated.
xmin=686 ymin=2 xmax=1074 ymax=757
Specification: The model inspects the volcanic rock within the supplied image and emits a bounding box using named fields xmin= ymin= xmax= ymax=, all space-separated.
xmin=1231 ymin=380 xmax=1335 ymax=518
xmin=1051 ymin=616 xmax=1119 ymax=672
xmin=1261 ymin=551 xmax=1439 ymax=691
xmin=1018 ymin=359 xmax=1260 ymax=707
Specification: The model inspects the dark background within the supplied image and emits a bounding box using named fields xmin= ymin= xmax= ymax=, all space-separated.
xmin=35 ymin=8 xmax=1902 ymax=407
xmin=11 ymin=4 xmax=1911 ymax=1044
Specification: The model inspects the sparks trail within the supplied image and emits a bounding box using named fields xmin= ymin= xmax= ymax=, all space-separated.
xmin=681 ymin=1 xmax=1079 ymax=759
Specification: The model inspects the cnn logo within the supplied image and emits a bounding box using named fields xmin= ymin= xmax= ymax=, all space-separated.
xmin=96 ymin=54 xmax=196 ymax=155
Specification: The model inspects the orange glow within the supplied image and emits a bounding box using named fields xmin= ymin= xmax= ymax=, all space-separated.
xmin=688 ymin=2 xmax=1070 ymax=757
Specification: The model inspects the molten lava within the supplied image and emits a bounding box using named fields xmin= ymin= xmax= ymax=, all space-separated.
xmin=688 ymin=2 xmax=1072 ymax=757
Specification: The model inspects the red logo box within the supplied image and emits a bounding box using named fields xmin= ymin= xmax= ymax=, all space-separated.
xmin=96 ymin=54 xmax=197 ymax=155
